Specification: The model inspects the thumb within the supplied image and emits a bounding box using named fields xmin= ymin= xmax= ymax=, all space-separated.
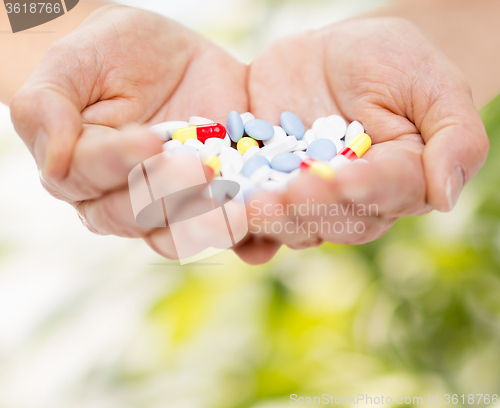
xmin=11 ymin=82 xmax=83 ymax=180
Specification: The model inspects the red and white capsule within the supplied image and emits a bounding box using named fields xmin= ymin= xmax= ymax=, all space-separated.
xmin=173 ymin=123 xmax=226 ymax=144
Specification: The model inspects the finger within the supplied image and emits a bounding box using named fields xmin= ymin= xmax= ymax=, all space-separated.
xmin=284 ymin=172 xmax=398 ymax=245
xmin=417 ymin=79 xmax=489 ymax=211
xmin=233 ymin=237 xmax=281 ymax=265
xmin=335 ymin=137 xmax=431 ymax=217
xmin=76 ymin=188 xmax=153 ymax=238
xmin=60 ymin=125 xmax=163 ymax=202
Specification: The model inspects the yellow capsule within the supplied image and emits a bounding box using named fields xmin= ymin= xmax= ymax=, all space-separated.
xmin=173 ymin=126 xmax=197 ymax=144
xmin=347 ymin=133 xmax=371 ymax=158
xmin=237 ymin=137 xmax=259 ymax=155
xmin=309 ymin=161 xmax=335 ymax=180
xmin=204 ymin=155 xmax=221 ymax=176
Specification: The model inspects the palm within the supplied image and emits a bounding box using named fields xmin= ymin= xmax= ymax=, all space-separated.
xmin=246 ymin=18 xmax=479 ymax=248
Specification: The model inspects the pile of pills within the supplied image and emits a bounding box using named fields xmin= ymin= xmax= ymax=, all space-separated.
xmin=150 ymin=112 xmax=372 ymax=198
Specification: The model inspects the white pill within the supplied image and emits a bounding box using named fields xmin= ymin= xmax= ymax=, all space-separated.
xmin=240 ymin=112 xmax=256 ymax=124
xmin=243 ymin=146 xmax=260 ymax=161
xmin=172 ymin=145 xmax=198 ymax=157
xmin=329 ymin=155 xmax=352 ymax=172
xmin=199 ymin=142 xmax=221 ymax=161
xmin=258 ymin=136 xmax=298 ymax=157
xmin=304 ymin=129 xmax=317 ymax=145
xmin=332 ymin=138 xmax=344 ymax=154
xmin=189 ymin=116 xmax=214 ymax=125
xmin=250 ymin=165 xmax=272 ymax=184
xmin=151 ymin=121 xmax=189 ymax=141
xmin=325 ymin=115 xmax=347 ymax=138
xmin=269 ymin=169 xmax=291 ymax=183
xmin=354 ymin=159 xmax=371 ymax=165
xmin=205 ymin=137 xmax=225 ymax=151
xmin=163 ymin=139 xmax=182 ymax=151
xmin=222 ymin=134 xmax=231 ymax=147
xmin=263 ymin=126 xmax=287 ymax=146
xmin=294 ymin=140 xmax=309 ymax=151
xmin=345 ymin=121 xmax=365 ymax=144
xmin=220 ymin=147 xmax=244 ymax=176
xmin=184 ymin=138 xmax=204 ymax=150
xmin=261 ymin=180 xmax=287 ymax=193
xmin=293 ymin=151 xmax=308 ymax=160
xmin=312 ymin=117 xmax=327 ymax=131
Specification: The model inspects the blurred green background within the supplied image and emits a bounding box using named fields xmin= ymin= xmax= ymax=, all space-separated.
xmin=0 ymin=0 xmax=499 ymax=407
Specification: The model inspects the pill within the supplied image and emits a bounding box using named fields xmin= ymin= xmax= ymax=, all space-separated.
xmin=269 ymin=169 xmax=292 ymax=183
xmin=172 ymin=145 xmax=198 ymax=157
xmin=198 ymin=142 xmax=221 ymax=161
xmin=189 ymin=116 xmax=214 ymax=126
xmin=242 ymin=155 xmax=271 ymax=178
xmin=206 ymin=137 xmax=226 ymax=150
xmin=184 ymin=138 xmax=204 ymax=150
xmin=240 ymin=112 xmax=256 ymax=124
xmin=150 ymin=121 xmax=190 ymax=141
xmin=312 ymin=117 xmax=327 ymax=130
xmin=300 ymin=158 xmax=335 ymax=181
xmin=249 ymin=165 xmax=272 ymax=184
xmin=243 ymin=146 xmax=260 ymax=161
xmin=226 ymin=110 xmax=245 ymax=143
xmin=271 ymin=152 xmax=302 ymax=173
xmin=293 ymin=151 xmax=308 ymax=160
xmin=237 ymin=137 xmax=260 ymax=155
xmin=280 ymin=111 xmax=305 ymax=140
xmin=162 ymin=139 xmax=182 ymax=151
xmin=304 ymin=129 xmax=317 ymax=145
xmin=244 ymin=119 xmax=275 ymax=141
xmin=329 ymin=155 xmax=352 ymax=172
xmin=222 ymin=134 xmax=231 ymax=147
xmin=204 ymin=155 xmax=221 ymax=176
xmin=345 ymin=121 xmax=365 ymax=144
xmin=263 ymin=126 xmax=287 ymax=146
xmin=337 ymin=133 xmax=371 ymax=161
xmin=258 ymin=136 xmax=298 ymax=157
xmin=219 ymin=147 xmax=244 ymax=176
xmin=306 ymin=138 xmax=337 ymax=162
xmin=325 ymin=115 xmax=347 ymax=137
xmin=294 ymin=140 xmax=309 ymax=151
xmin=173 ymin=123 xmax=226 ymax=143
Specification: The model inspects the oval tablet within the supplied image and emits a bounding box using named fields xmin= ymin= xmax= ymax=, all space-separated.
xmin=226 ymin=110 xmax=244 ymax=143
xmin=306 ymin=138 xmax=337 ymax=162
xmin=271 ymin=152 xmax=302 ymax=173
xmin=242 ymin=155 xmax=271 ymax=178
xmin=280 ymin=111 xmax=305 ymax=140
xmin=244 ymin=119 xmax=274 ymax=141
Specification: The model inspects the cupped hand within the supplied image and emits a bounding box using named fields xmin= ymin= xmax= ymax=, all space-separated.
xmin=10 ymin=5 xmax=284 ymax=262
xmin=240 ymin=17 xmax=489 ymax=255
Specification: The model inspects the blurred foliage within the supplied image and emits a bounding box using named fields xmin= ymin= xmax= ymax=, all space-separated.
xmin=132 ymin=95 xmax=500 ymax=407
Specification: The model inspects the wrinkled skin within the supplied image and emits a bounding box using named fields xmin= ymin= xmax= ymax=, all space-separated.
xmin=10 ymin=6 xmax=489 ymax=265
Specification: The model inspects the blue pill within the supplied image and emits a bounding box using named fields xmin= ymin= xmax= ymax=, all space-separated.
xmin=306 ymin=139 xmax=337 ymax=161
xmin=271 ymin=152 xmax=302 ymax=173
xmin=226 ymin=110 xmax=244 ymax=143
xmin=280 ymin=111 xmax=305 ymax=140
xmin=244 ymin=119 xmax=274 ymax=141
xmin=242 ymin=155 xmax=270 ymax=178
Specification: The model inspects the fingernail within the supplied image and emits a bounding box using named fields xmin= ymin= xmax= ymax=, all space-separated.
xmin=446 ymin=165 xmax=465 ymax=210
xmin=34 ymin=130 xmax=49 ymax=172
